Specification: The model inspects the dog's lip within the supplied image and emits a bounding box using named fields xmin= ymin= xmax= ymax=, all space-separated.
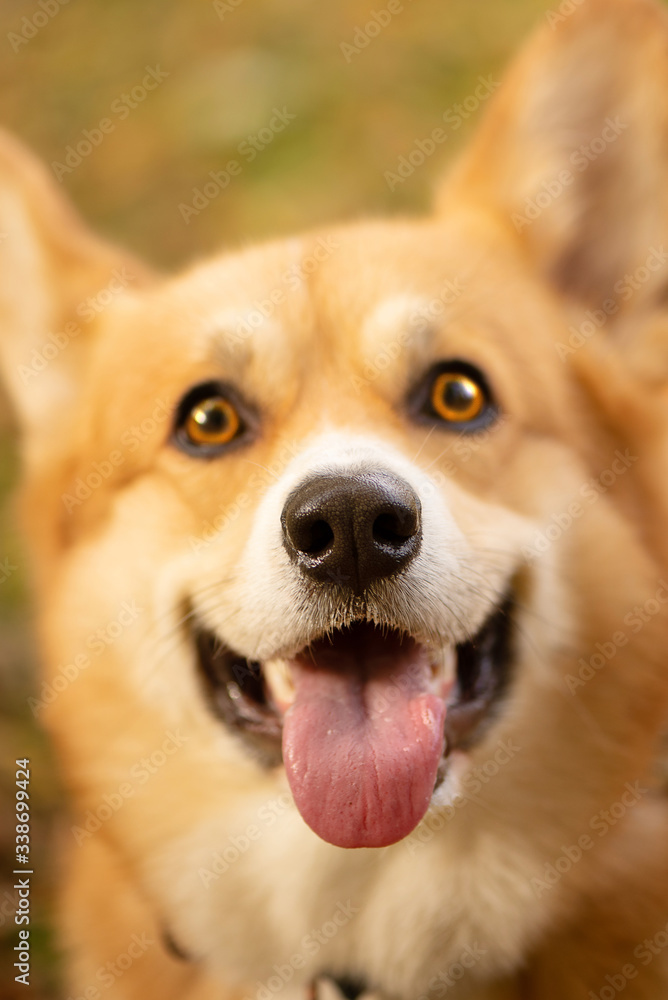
xmin=193 ymin=594 xmax=514 ymax=768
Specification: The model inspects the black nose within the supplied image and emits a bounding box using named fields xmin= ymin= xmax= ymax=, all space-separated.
xmin=281 ymin=471 xmax=421 ymax=593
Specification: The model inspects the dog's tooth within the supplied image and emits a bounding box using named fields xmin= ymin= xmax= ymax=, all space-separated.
xmin=432 ymin=644 xmax=457 ymax=684
xmin=263 ymin=658 xmax=296 ymax=709
xmin=443 ymin=644 xmax=456 ymax=680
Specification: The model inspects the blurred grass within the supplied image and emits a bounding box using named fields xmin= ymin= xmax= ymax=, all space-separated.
xmin=0 ymin=0 xmax=584 ymax=994
xmin=0 ymin=0 xmax=553 ymax=266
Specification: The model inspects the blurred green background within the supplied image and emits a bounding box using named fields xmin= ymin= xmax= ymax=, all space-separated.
xmin=0 ymin=0 xmax=598 ymax=995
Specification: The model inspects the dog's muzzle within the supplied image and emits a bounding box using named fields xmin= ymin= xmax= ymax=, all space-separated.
xmin=192 ymin=466 xmax=516 ymax=850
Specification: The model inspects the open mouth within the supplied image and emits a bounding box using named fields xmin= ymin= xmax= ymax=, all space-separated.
xmin=195 ymin=597 xmax=514 ymax=848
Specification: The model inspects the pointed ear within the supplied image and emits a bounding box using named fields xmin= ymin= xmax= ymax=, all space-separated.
xmin=437 ymin=0 xmax=668 ymax=313
xmin=0 ymin=129 xmax=153 ymax=464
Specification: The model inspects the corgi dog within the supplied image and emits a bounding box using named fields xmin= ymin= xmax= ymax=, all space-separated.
xmin=2 ymin=0 xmax=668 ymax=997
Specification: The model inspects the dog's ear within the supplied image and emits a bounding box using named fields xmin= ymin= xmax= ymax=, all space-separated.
xmin=0 ymin=129 xmax=152 ymax=464
xmin=438 ymin=0 xmax=668 ymax=315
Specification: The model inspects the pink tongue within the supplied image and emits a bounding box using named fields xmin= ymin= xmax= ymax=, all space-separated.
xmin=282 ymin=627 xmax=446 ymax=849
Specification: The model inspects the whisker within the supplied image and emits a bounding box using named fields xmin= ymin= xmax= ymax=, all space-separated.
xmin=240 ymin=458 xmax=282 ymax=481
xmin=411 ymin=424 xmax=436 ymax=464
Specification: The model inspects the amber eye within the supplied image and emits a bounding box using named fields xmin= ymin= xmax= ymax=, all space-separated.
xmin=185 ymin=397 xmax=240 ymax=446
xmin=430 ymin=371 xmax=486 ymax=424
xmin=408 ymin=360 xmax=496 ymax=431
xmin=173 ymin=381 xmax=252 ymax=456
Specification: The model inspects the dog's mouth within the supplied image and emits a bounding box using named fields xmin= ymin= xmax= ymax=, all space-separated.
xmin=195 ymin=598 xmax=513 ymax=849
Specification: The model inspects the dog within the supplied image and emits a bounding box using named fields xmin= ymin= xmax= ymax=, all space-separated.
xmin=3 ymin=0 xmax=668 ymax=996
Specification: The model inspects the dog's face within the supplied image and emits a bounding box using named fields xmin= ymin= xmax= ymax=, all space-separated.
xmin=50 ymin=214 xmax=576 ymax=853
xmin=3 ymin=0 xmax=668 ymax=996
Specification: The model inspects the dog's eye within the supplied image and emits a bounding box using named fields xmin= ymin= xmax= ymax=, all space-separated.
xmin=186 ymin=397 xmax=240 ymax=446
xmin=430 ymin=371 xmax=485 ymax=423
xmin=409 ymin=361 xmax=496 ymax=430
xmin=173 ymin=382 xmax=250 ymax=455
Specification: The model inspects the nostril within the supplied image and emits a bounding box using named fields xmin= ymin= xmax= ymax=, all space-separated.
xmin=302 ymin=519 xmax=334 ymax=556
xmin=287 ymin=515 xmax=335 ymax=557
xmin=372 ymin=509 xmax=417 ymax=547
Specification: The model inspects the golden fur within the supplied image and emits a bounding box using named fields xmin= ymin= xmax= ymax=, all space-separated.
xmin=2 ymin=1 xmax=668 ymax=997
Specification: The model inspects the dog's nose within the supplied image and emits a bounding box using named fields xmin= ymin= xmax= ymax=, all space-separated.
xmin=281 ymin=471 xmax=421 ymax=593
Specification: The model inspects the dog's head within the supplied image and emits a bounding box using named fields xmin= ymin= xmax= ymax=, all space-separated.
xmin=2 ymin=0 xmax=668 ymax=983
